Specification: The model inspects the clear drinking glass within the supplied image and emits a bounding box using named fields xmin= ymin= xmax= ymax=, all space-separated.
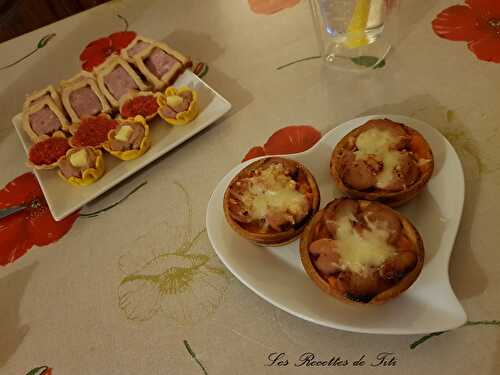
xmin=309 ymin=0 xmax=398 ymax=71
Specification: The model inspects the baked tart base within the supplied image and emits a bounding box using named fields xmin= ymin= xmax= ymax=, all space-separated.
xmin=157 ymin=86 xmax=198 ymax=126
xmin=300 ymin=198 xmax=425 ymax=305
xmin=330 ymin=119 xmax=434 ymax=207
xmin=223 ymin=157 xmax=320 ymax=246
xmin=103 ymin=115 xmax=151 ymax=160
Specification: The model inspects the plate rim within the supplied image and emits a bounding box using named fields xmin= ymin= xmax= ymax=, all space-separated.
xmin=206 ymin=114 xmax=467 ymax=335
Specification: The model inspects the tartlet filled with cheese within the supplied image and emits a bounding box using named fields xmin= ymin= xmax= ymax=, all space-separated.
xmin=58 ymin=147 xmax=105 ymax=186
xmin=223 ymin=157 xmax=320 ymax=246
xmin=330 ymin=119 xmax=434 ymax=207
xmin=157 ymin=86 xmax=198 ymax=126
xmin=300 ymin=198 xmax=424 ymax=304
xmin=103 ymin=115 xmax=151 ymax=160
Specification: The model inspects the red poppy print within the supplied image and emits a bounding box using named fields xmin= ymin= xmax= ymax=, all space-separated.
xmin=248 ymin=0 xmax=301 ymax=15
xmin=0 ymin=173 xmax=79 ymax=266
xmin=432 ymin=0 xmax=500 ymax=63
xmin=242 ymin=125 xmax=321 ymax=161
xmin=80 ymin=31 xmax=136 ymax=71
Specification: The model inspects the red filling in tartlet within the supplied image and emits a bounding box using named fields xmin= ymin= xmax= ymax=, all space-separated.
xmin=121 ymin=95 xmax=159 ymax=118
xmin=72 ymin=115 xmax=118 ymax=147
xmin=29 ymin=137 xmax=71 ymax=166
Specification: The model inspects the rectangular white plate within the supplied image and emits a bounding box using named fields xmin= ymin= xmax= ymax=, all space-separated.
xmin=13 ymin=70 xmax=231 ymax=221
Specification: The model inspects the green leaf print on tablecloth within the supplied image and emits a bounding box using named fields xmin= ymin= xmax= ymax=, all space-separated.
xmin=118 ymin=182 xmax=230 ymax=324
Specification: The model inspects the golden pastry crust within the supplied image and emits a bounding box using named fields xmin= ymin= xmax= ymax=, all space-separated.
xmin=95 ymin=55 xmax=149 ymax=108
xmin=132 ymin=41 xmax=191 ymax=91
xmin=58 ymin=147 xmax=105 ymax=186
xmin=120 ymin=35 xmax=155 ymax=62
xmin=330 ymin=119 xmax=434 ymax=207
xmin=59 ymin=71 xmax=111 ymax=122
xmin=299 ymin=198 xmax=425 ymax=305
xmin=22 ymin=97 xmax=69 ymax=143
xmin=157 ymin=86 xmax=198 ymax=126
xmin=223 ymin=157 xmax=320 ymax=246
xmin=23 ymin=85 xmax=62 ymax=111
xmin=103 ymin=115 xmax=151 ymax=160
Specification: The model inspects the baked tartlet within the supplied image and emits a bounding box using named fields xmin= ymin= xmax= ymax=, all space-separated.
xmin=330 ymin=119 xmax=434 ymax=207
xmin=118 ymin=90 xmax=160 ymax=121
xmin=157 ymin=86 xmax=198 ymax=126
xmin=223 ymin=157 xmax=320 ymax=246
xmin=69 ymin=114 xmax=118 ymax=148
xmin=27 ymin=136 xmax=71 ymax=170
xmin=58 ymin=147 xmax=104 ymax=186
xmin=300 ymin=198 xmax=424 ymax=304
xmin=103 ymin=115 xmax=151 ymax=160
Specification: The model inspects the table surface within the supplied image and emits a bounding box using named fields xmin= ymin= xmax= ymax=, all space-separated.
xmin=1 ymin=0 xmax=499 ymax=374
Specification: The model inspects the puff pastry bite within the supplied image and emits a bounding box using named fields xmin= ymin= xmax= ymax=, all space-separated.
xmin=132 ymin=41 xmax=191 ymax=91
xmin=330 ymin=119 xmax=434 ymax=207
xmin=58 ymin=147 xmax=105 ymax=186
xmin=223 ymin=157 xmax=320 ymax=246
xmin=59 ymin=71 xmax=111 ymax=122
xmin=121 ymin=35 xmax=154 ymax=62
xmin=119 ymin=90 xmax=160 ymax=121
xmin=95 ymin=55 xmax=149 ymax=107
xmin=103 ymin=115 xmax=151 ymax=160
xmin=22 ymin=86 xmax=69 ymax=142
xmin=300 ymin=198 xmax=424 ymax=304
xmin=27 ymin=136 xmax=71 ymax=170
xmin=69 ymin=114 xmax=118 ymax=148
xmin=157 ymin=86 xmax=198 ymax=126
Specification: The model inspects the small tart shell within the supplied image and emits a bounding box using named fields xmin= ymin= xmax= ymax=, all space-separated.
xmin=330 ymin=119 xmax=434 ymax=207
xmin=223 ymin=157 xmax=321 ymax=246
xmin=68 ymin=113 xmax=118 ymax=149
xmin=27 ymin=134 xmax=69 ymax=170
xmin=118 ymin=90 xmax=160 ymax=121
xmin=157 ymin=86 xmax=198 ymax=126
xmin=22 ymin=97 xmax=69 ymax=143
xmin=59 ymin=71 xmax=111 ymax=123
xmin=58 ymin=148 xmax=105 ymax=186
xmin=103 ymin=115 xmax=151 ymax=160
xmin=299 ymin=198 xmax=425 ymax=305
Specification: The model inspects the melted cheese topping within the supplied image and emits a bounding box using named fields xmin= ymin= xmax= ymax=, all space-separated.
xmin=335 ymin=214 xmax=395 ymax=275
xmin=354 ymin=128 xmax=401 ymax=188
xmin=240 ymin=163 xmax=308 ymax=221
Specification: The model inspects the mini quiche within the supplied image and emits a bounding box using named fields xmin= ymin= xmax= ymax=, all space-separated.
xmin=223 ymin=157 xmax=320 ymax=246
xmin=330 ymin=119 xmax=434 ymax=207
xmin=58 ymin=147 xmax=104 ymax=186
xmin=27 ymin=136 xmax=71 ymax=169
xmin=157 ymin=86 xmax=198 ymax=126
xmin=300 ymin=198 xmax=424 ymax=304
xmin=103 ymin=115 xmax=151 ymax=160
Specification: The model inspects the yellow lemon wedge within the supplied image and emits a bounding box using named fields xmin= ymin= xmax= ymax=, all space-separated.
xmin=344 ymin=0 xmax=371 ymax=49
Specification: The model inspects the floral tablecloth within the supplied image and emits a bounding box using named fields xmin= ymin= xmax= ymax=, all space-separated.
xmin=1 ymin=0 xmax=499 ymax=374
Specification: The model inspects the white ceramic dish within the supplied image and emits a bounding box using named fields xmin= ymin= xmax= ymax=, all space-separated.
xmin=206 ymin=115 xmax=466 ymax=335
xmin=13 ymin=70 xmax=231 ymax=221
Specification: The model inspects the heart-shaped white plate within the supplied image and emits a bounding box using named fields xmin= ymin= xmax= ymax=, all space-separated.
xmin=206 ymin=115 xmax=466 ymax=334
